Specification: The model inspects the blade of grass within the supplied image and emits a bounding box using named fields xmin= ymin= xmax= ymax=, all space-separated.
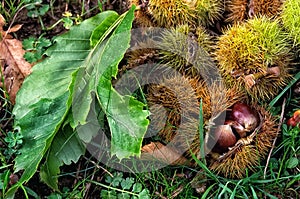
xmin=190 ymin=153 xmax=219 ymax=181
xmin=255 ymin=187 xmax=278 ymax=199
xmin=241 ymin=188 xmax=249 ymax=199
xmin=250 ymin=186 xmax=258 ymax=199
xmin=269 ymin=71 xmax=300 ymax=108
xmin=198 ymin=99 xmax=206 ymax=164
xmin=264 ymin=97 xmax=286 ymax=178
xmin=218 ymin=181 xmax=233 ymax=199
xmin=200 ymin=183 xmax=216 ymax=199
xmin=23 ymin=186 xmax=40 ymax=199
xmin=286 ymin=173 xmax=300 ymax=188
xmin=87 ymin=179 xmax=139 ymax=197
xmin=0 ymin=164 xmax=12 ymax=170
xmin=230 ymin=179 xmax=243 ymax=199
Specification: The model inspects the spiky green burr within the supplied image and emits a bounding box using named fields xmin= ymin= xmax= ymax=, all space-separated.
xmin=281 ymin=0 xmax=300 ymax=46
xmin=215 ymin=16 xmax=293 ymax=101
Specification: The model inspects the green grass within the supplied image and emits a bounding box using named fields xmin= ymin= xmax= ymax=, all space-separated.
xmin=42 ymin=117 xmax=299 ymax=198
xmin=0 ymin=87 xmax=14 ymax=198
xmin=0 ymin=0 xmax=26 ymax=22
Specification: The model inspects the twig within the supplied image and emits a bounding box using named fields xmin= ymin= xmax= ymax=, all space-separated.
xmin=154 ymin=191 xmax=167 ymax=199
xmin=4 ymin=3 xmax=35 ymax=39
xmin=2 ymin=117 xmax=13 ymax=130
xmin=83 ymin=156 xmax=113 ymax=178
xmin=263 ymin=98 xmax=286 ymax=179
xmin=170 ymin=185 xmax=184 ymax=199
xmin=72 ymin=161 xmax=82 ymax=188
xmin=83 ymin=167 xmax=95 ymax=199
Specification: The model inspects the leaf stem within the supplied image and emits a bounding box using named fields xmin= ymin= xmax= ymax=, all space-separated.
xmin=86 ymin=179 xmax=139 ymax=196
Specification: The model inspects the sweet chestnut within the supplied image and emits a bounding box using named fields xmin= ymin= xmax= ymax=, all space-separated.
xmin=230 ymin=102 xmax=259 ymax=136
xmin=213 ymin=125 xmax=237 ymax=153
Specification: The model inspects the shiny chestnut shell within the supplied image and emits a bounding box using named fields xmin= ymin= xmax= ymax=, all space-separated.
xmin=230 ymin=102 xmax=259 ymax=135
xmin=212 ymin=125 xmax=237 ymax=153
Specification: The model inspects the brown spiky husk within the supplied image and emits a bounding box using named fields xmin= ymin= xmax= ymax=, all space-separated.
xmin=226 ymin=0 xmax=283 ymax=23
xmin=226 ymin=0 xmax=248 ymax=22
xmin=178 ymin=82 xmax=243 ymax=157
xmin=191 ymin=0 xmax=225 ymax=26
xmin=130 ymin=0 xmax=155 ymax=27
xmin=135 ymin=9 xmax=155 ymax=27
xmin=209 ymin=104 xmax=277 ymax=179
xmin=147 ymin=75 xmax=242 ymax=157
xmin=116 ymin=39 xmax=159 ymax=81
xmin=147 ymin=75 xmax=201 ymax=143
xmin=127 ymin=39 xmax=159 ymax=68
xmin=250 ymin=0 xmax=283 ymax=18
xmin=158 ymin=24 xmax=216 ymax=78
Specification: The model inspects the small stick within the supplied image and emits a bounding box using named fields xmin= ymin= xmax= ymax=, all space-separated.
xmin=263 ymin=98 xmax=286 ymax=179
xmin=155 ymin=192 xmax=168 ymax=199
xmin=72 ymin=161 xmax=81 ymax=188
xmin=83 ymin=156 xmax=114 ymax=178
xmin=170 ymin=185 xmax=184 ymax=199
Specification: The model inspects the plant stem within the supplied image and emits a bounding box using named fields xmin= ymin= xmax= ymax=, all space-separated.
xmin=264 ymin=97 xmax=286 ymax=179
xmin=86 ymin=180 xmax=139 ymax=196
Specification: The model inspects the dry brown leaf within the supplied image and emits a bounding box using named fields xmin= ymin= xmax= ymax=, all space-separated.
xmin=0 ymin=14 xmax=5 ymax=28
xmin=0 ymin=14 xmax=22 ymax=39
xmin=7 ymin=24 xmax=23 ymax=34
xmin=0 ymin=14 xmax=32 ymax=104
xmin=141 ymin=142 xmax=191 ymax=165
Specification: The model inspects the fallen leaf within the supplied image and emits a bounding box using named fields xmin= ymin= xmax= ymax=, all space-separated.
xmin=141 ymin=142 xmax=191 ymax=165
xmin=0 ymin=14 xmax=5 ymax=28
xmin=6 ymin=24 xmax=22 ymax=34
xmin=0 ymin=14 xmax=22 ymax=39
xmin=0 ymin=14 xmax=32 ymax=104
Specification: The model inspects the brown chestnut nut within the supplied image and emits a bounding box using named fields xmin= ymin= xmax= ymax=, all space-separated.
xmin=230 ymin=103 xmax=259 ymax=136
xmin=212 ymin=125 xmax=237 ymax=153
xmin=225 ymin=120 xmax=246 ymax=138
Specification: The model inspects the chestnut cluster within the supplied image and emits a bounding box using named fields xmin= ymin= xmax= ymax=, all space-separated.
xmin=211 ymin=102 xmax=260 ymax=153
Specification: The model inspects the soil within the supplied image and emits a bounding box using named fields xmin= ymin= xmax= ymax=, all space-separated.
xmin=13 ymin=1 xmax=117 ymax=40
